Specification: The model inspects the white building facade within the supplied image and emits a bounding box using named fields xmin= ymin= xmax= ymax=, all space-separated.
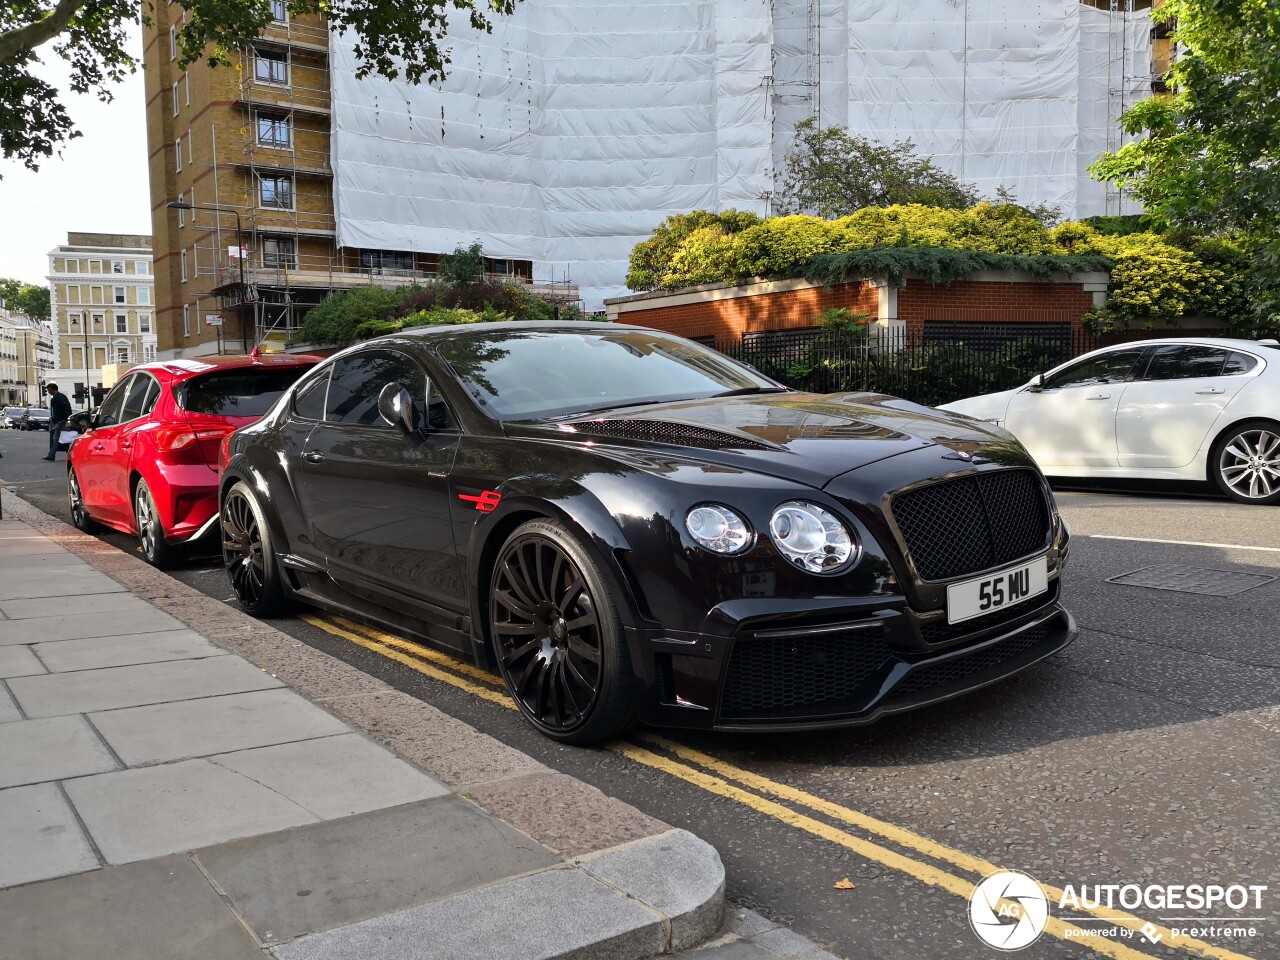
xmin=328 ymin=0 xmax=1153 ymax=309
xmin=47 ymin=233 xmax=156 ymax=408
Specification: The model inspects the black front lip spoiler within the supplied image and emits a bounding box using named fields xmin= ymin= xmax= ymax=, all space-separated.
xmin=709 ymin=607 xmax=1077 ymax=733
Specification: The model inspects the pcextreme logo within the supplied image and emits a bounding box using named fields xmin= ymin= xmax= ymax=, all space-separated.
xmin=969 ymin=871 xmax=1050 ymax=951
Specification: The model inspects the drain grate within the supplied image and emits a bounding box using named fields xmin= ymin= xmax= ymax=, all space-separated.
xmin=1106 ymin=564 xmax=1276 ymax=597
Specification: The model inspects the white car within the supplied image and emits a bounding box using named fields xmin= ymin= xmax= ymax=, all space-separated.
xmin=941 ymin=338 xmax=1280 ymax=504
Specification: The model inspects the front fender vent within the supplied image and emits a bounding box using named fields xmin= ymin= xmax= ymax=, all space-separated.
xmin=568 ymin=419 xmax=770 ymax=451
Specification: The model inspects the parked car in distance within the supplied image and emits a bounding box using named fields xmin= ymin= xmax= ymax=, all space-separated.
xmin=68 ymin=353 xmax=323 ymax=567
xmin=942 ymin=338 xmax=1280 ymax=504
xmin=21 ymin=408 xmax=51 ymax=431
xmin=221 ymin=322 xmax=1074 ymax=744
xmin=2 ymin=407 xmax=27 ymax=429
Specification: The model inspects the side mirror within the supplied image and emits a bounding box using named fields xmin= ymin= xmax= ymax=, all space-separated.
xmin=1027 ymin=374 xmax=1045 ymax=393
xmin=377 ymin=382 xmax=419 ymax=434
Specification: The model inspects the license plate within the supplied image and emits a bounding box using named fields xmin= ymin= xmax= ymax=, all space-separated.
xmin=946 ymin=557 xmax=1049 ymax=625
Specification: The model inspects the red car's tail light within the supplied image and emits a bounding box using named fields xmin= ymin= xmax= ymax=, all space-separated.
xmin=155 ymin=424 xmax=232 ymax=452
xmin=219 ymin=433 xmax=234 ymax=471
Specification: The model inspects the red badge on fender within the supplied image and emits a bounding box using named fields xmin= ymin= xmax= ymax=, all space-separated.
xmin=458 ymin=490 xmax=502 ymax=513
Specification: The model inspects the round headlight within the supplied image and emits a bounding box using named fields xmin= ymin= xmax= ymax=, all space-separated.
xmin=769 ymin=501 xmax=859 ymax=574
xmin=685 ymin=504 xmax=752 ymax=555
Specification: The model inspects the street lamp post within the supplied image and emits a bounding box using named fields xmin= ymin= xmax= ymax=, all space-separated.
xmin=166 ymin=200 xmax=250 ymax=351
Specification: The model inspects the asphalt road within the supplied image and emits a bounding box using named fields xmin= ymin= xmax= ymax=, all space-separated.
xmin=4 ymin=426 xmax=1278 ymax=960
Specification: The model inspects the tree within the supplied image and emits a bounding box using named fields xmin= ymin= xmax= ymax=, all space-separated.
xmin=0 ymin=277 xmax=50 ymax=319
xmin=1 ymin=0 xmax=519 ymax=171
xmin=778 ymin=118 xmax=980 ymax=219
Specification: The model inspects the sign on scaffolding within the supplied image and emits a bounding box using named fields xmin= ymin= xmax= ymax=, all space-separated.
xmin=205 ymin=314 xmax=224 ymax=327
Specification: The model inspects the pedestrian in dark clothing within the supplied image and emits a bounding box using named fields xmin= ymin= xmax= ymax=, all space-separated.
xmin=44 ymin=383 xmax=72 ymax=462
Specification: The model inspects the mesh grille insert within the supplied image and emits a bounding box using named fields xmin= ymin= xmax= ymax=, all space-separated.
xmin=570 ymin=419 xmax=770 ymax=450
xmin=721 ymin=629 xmax=893 ymax=719
xmin=891 ymin=625 xmax=1051 ymax=699
xmin=891 ymin=470 xmax=1050 ymax=581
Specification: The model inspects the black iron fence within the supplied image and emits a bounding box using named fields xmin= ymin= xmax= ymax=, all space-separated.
xmin=710 ymin=323 xmax=1240 ymax=408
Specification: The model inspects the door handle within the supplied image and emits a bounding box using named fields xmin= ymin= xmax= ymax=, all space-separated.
xmin=1194 ymin=387 xmax=1226 ymax=395
xmin=94 ymin=443 xmax=104 ymax=451
xmin=303 ymin=451 xmax=324 ymax=463
xmin=1089 ymin=393 xmax=1112 ymax=400
xmin=121 ymin=440 xmax=131 ymax=450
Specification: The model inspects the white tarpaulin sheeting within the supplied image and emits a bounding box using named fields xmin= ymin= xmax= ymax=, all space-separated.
xmin=330 ymin=0 xmax=1149 ymax=309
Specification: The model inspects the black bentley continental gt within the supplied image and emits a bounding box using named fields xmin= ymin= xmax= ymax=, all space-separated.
xmin=219 ymin=322 xmax=1075 ymax=743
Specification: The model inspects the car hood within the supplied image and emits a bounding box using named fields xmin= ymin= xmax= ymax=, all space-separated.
xmin=937 ymin=387 xmax=1021 ymax=423
xmin=516 ymin=392 xmax=1018 ymax=489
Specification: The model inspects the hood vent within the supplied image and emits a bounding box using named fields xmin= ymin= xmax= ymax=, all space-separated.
xmin=567 ymin=419 xmax=770 ymax=451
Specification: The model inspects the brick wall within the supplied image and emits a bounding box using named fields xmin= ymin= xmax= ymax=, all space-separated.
xmin=897 ymin=280 xmax=1094 ymax=332
xmin=622 ymin=281 xmax=879 ymax=341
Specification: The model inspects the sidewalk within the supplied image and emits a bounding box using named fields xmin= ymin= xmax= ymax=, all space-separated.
xmin=0 ymin=503 xmax=725 ymax=960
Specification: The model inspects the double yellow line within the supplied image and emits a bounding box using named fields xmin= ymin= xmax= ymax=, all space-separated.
xmin=301 ymin=612 xmax=1258 ymax=960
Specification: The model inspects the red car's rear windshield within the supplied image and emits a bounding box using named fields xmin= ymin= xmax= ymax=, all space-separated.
xmin=176 ymin=367 xmax=312 ymax=418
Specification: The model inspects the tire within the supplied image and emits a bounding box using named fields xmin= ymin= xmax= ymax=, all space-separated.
xmin=221 ymin=481 xmax=291 ymax=617
xmin=67 ymin=468 xmax=99 ymax=533
xmin=134 ymin=479 xmax=182 ymax=568
xmin=1210 ymin=420 xmax=1280 ymax=505
xmin=489 ymin=519 xmax=637 ymax=744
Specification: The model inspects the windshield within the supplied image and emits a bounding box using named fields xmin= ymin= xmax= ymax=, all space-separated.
xmin=436 ymin=328 xmax=781 ymax=420
xmin=177 ymin=367 xmax=313 ymax=418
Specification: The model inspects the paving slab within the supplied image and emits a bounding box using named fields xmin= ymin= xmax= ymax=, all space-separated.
xmin=0 ymin=568 xmax=125 ymax=601
xmin=273 ymin=865 xmax=666 ymax=960
xmin=197 ymin=797 xmax=557 ymax=945
xmin=0 ymin=715 xmax=119 ymax=788
xmin=211 ymin=732 xmax=449 ymax=819
xmin=0 ymin=643 xmax=45 ymax=678
xmin=0 ymin=853 xmax=263 ymax=960
xmin=89 ymin=688 xmax=350 ymax=766
xmin=65 ymin=757 xmax=321 ymax=864
xmin=0 ymin=783 xmax=99 ymax=887
xmin=0 ymin=537 xmax=69 ymax=556
xmin=0 ymin=591 xmax=156 ymax=620
xmin=8 ymin=655 xmax=280 ymax=718
xmin=0 ymin=603 xmax=183 ymax=644
xmin=33 ymin=629 xmax=223 ymax=672
xmin=0 ymin=554 xmax=89 ymax=571
xmin=0 ymin=683 xmax=21 ymax=722
xmin=684 ymin=942 xmax=783 ymax=960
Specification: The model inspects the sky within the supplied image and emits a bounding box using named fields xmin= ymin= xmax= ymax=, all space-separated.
xmin=0 ymin=27 xmax=151 ymax=287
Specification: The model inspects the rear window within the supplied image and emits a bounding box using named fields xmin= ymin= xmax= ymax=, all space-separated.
xmin=177 ymin=367 xmax=313 ymax=417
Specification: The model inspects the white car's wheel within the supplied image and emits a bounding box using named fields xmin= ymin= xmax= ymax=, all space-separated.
xmin=1211 ymin=421 xmax=1280 ymax=505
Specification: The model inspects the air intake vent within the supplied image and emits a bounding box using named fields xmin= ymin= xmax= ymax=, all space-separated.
xmin=570 ymin=419 xmax=770 ymax=450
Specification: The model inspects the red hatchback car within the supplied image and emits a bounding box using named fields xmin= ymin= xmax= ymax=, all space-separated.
xmin=67 ymin=353 xmax=322 ymax=567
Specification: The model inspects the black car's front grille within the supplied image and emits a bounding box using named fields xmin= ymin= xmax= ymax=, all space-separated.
xmin=891 ymin=624 xmax=1051 ymax=700
xmin=917 ymin=580 xmax=1060 ymax=646
xmin=569 ymin=419 xmax=770 ymax=451
xmin=720 ymin=629 xmax=894 ymax=719
xmin=891 ymin=469 xmax=1050 ymax=581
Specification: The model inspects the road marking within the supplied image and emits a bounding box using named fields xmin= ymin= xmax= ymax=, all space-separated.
xmin=1090 ymin=535 xmax=1280 ymax=554
xmin=303 ymin=613 xmax=1259 ymax=960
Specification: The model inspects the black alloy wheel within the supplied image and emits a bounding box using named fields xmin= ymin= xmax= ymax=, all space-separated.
xmin=221 ymin=482 xmax=289 ymax=616
xmin=490 ymin=519 xmax=636 ymax=744
xmin=67 ymin=468 xmax=98 ymax=533
xmin=134 ymin=479 xmax=180 ymax=568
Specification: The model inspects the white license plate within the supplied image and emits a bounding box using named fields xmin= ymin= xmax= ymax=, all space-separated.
xmin=946 ymin=557 xmax=1049 ymax=625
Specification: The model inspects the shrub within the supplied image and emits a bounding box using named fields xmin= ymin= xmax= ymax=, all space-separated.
xmin=298 ymin=286 xmax=406 ymax=345
xmin=353 ymin=305 xmax=510 ymax=340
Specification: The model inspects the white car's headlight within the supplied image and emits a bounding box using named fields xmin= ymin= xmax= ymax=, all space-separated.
xmin=768 ymin=501 xmax=860 ymax=574
xmin=685 ymin=504 xmax=752 ymax=555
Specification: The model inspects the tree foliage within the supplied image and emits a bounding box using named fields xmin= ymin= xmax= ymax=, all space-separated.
xmin=778 ymin=118 xmax=980 ymax=218
xmin=1 ymin=0 xmax=519 ymax=171
xmin=0 ymin=276 xmax=50 ymax=318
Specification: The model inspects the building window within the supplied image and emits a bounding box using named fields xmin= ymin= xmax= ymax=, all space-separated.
xmin=144 ymin=344 xmax=156 ymax=361
xmin=64 ymin=259 xmax=78 ymax=273
xmin=359 ymin=249 xmax=415 ymax=272
xmin=256 ymin=112 xmax=291 ymax=148
xmin=69 ymin=345 xmax=83 ymax=370
xmin=116 ymin=345 xmax=130 ymax=363
xmin=261 ymin=235 xmax=297 ymax=269
xmin=111 ymin=260 xmax=124 ymax=274
xmin=269 ymin=0 xmax=288 ymax=21
xmin=257 ymin=173 xmax=294 ymax=210
xmin=91 ymin=313 xmax=104 ymax=332
xmin=175 ymin=137 xmax=182 ymax=171
xmin=115 ymin=314 xmax=128 ymax=334
xmin=184 ymin=72 xmax=190 ymax=106
xmin=253 ymin=48 xmax=289 ymax=85
xmin=90 ymin=286 xmax=103 ymax=304
xmin=180 ymin=250 xmax=188 ymax=282
xmin=169 ymin=25 xmax=177 ymax=59
xmin=88 ymin=260 xmax=102 ymax=274
xmin=113 ymin=286 xmax=126 ymax=304
xmin=139 ymin=313 xmax=152 ymax=333
xmin=183 ymin=304 xmax=191 ymax=337
xmin=135 ymin=261 xmax=149 ymax=275
xmin=68 ymin=312 xmax=82 ymax=330
xmin=137 ymin=287 xmax=151 ymax=305
xmin=187 ymin=134 xmax=193 ymax=165
xmin=172 ymin=82 xmax=179 ymax=116
xmin=177 ymin=194 xmax=185 ymax=227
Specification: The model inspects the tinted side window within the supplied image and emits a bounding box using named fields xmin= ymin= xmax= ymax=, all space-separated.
xmin=325 ymin=350 xmax=426 ymax=426
xmin=1222 ymin=352 xmax=1259 ymax=376
xmin=1145 ymin=345 xmax=1228 ymax=381
xmin=120 ymin=375 xmax=158 ymax=423
xmin=1045 ymin=348 xmax=1147 ymax=389
xmin=96 ymin=376 xmax=132 ymax=427
xmin=179 ymin=367 xmax=314 ymax=417
xmin=292 ymin=369 xmax=330 ymax=420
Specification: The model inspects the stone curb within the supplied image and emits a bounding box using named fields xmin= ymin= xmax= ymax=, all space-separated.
xmin=3 ymin=492 xmax=726 ymax=957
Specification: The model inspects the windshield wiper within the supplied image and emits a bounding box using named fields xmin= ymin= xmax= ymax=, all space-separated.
xmin=711 ymin=386 xmax=790 ymax=398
